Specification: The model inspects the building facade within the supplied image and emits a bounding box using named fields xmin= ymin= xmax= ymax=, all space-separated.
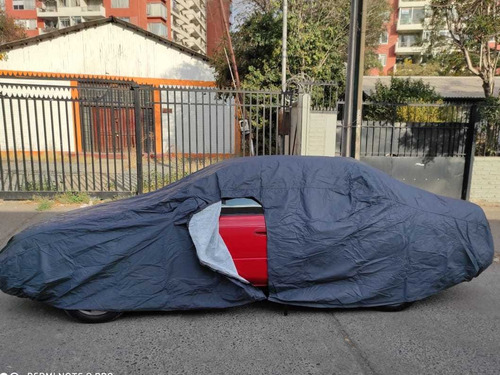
xmin=371 ymin=0 xmax=430 ymax=75
xmin=2 ymin=0 xmax=229 ymax=55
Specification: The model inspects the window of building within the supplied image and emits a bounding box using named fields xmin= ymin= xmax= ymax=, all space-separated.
xmin=44 ymin=19 xmax=57 ymax=29
xmin=378 ymin=54 xmax=387 ymax=67
xmin=111 ymin=0 xmax=129 ymax=8
xmin=0 ymin=0 xmax=5 ymax=11
xmin=147 ymin=3 xmax=167 ymax=19
xmin=119 ymin=17 xmax=130 ymax=23
xmin=13 ymin=0 xmax=35 ymax=10
xmin=399 ymin=7 xmax=425 ymax=25
xmin=15 ymin=18 xmax=37 ymax=30
xmin=72 ymin=16 xmax=82 ymax=25
xmin=398 ymin=34 xmax=419 ymax=47
xmin=60 ymin=0 xmax=81 ymax=6
xmin=148 ymin=22 xmax=168 ymax=37
xmin=60 ymin=17 xmax=70 ymax=28
xmin=379 ymin=30 xmax=388 ymax=44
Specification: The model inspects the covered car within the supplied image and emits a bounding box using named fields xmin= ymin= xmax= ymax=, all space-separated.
xmin=0 ymin=156 xmax=494 ymax=321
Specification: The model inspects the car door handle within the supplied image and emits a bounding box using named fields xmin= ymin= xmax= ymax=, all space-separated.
xmin=254 ymin=228 xmax=267 ymax=236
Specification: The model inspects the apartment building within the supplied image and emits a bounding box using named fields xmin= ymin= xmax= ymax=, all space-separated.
xmin=372 ymin=0 xmax=430 ymax=75
xmin=3 ymin=0 xmax=229 ymax=55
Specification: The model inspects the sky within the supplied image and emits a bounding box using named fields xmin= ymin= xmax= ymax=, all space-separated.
xmin=230 ymin=0 xmax=255 ymax=30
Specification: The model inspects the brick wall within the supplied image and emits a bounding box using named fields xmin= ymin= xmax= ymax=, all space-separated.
xmin=470 ymin=157 xmax=500 ymax=204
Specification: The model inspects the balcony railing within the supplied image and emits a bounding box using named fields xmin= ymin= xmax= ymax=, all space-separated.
xmin=37 ymin=4 xmax=105 ymax=17
xmin=395 ymin=42 xmax=424 ymax=54
xmin=398 ymin=0 xmax=430 ymax=8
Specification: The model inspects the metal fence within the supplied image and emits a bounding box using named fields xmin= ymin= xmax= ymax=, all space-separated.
xmin=475 ymin=104 xmax=500 ymax=156
xmin=0 ymin=81 xmax=292 ymax=198
xmin=2 ymin=79 xmax=498 ymax=199
xmin=335 ymin=102 xmax=485 ymax=157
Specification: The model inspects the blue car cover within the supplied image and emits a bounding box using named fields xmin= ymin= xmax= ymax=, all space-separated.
xmin=0 ymin=156 xmax=494 ymax=311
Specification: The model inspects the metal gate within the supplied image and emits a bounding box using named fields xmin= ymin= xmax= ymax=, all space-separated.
xmin=337 ymin=102 xmax=477 ymax=200
xmin=0 ymin=80 xmax=292 ymax=198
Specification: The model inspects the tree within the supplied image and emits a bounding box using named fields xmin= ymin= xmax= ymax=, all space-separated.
xmin=211 ymin=0 xmax=389 ymax=90
xmin=430 ymin=0 xmax=500 ymax=98
xmin=0 ymin=10 xmax=26 ymax=44
xmin=394 ymin=54 xmax=475 ymax=77
xmin=365 ymin=77 xmax=448 ymax=122
xmin=368 ymin=77 xmax=442 ymax=103
xmin=0 ymin=10 xmax=27 ymax=61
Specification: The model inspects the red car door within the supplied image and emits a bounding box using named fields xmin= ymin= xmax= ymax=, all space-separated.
xmin=219 ymin=199 xmax=268 ymax=287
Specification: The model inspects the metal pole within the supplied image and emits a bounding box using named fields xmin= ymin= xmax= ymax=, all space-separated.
xmin=462 ymin=105 xmax=478 ymax=200
xmin=132 ymin=84 xmax=143 ymax=195
xmin=279 ymin=0 xmax=288 ymax=155
xmin=219 ymin=0 xmax=241 ymax=90
xmin=342 ymin=0 xmax=365 ymax=158
xmin=282 ymin=0 xmax=288 ymax=93
xmin=354 ymin=0 xmax=368 ymax=160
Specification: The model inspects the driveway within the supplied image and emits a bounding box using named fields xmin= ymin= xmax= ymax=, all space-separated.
xmin=0 ymin=202 xmax=499 ymax=375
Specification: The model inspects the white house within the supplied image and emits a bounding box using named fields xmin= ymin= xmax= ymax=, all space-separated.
xmin=0 ymin=17 xmax=215 ymax=82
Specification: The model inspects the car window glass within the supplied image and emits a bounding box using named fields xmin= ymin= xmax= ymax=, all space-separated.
xmin=222 ymin=198 xmax=262 ymax=207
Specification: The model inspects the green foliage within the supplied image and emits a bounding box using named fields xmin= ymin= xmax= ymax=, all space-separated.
xmin=142 ymin=170 xmax=189 ymax=193
xmin=368 ymin=77 xmax=442 ymax=104
xmin=429 ymin=0 xmax=500 ymax=97
xmin=0 ymin=10 xmax=27 ymax=55
xmin=395 ymin=54 xmax=477 ymax=77
xmin=35 ymin=197 xmax=54 ymax=212
xmin=211 ymin=0 xmax=389 ymax=90
xmin=395 ymin=99 xmax=446 ymax=123
xmin=478 ymin=97 xmax=500 ymax=156
xmin=55 ymin=192 xmax=91 ymax=205
xmin=366 ymin=77 xmax=450 ymax=122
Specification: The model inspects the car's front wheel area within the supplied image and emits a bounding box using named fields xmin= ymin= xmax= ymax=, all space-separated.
xmin=64 ymin=309 xmax=123 ymax=323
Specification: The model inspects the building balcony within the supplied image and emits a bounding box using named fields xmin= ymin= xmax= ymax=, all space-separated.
xmin=398 ymin=0 xmax=430 ymax=8
xmin=183 ymin=22 xmax=204 ymax=38
xmin=172 ymin=24 xmax=192 ymax=41
xmin=397 ymin=21 xmax=425 ymax=31
xmin=39 ymin=26 xmax=58 ymax=34
xmin=395 ymin=43 xmax=424 ymax=55
xmin=37 ymin=5 xmax=105 ymax=19
xmin=185 ymin=0 xmax=205 ymax=12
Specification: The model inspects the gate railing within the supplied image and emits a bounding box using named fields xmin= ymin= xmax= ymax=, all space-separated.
xmin=0 ymin=81 xmax=292 ymax=198
xmin=335 ymin=101 xmax=478 ymax=158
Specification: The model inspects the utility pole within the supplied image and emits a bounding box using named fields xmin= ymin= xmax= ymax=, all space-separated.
xmin=342 ymin=0 xmax=367 ymax=158
xmin=282 ymin=0 xmax=288 ymax=93
xmin=219 ymin=0 xmax=241 ymax=90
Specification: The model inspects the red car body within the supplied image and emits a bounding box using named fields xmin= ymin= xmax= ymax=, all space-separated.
xmin=219 ymin=200 xmax=268 ymax=287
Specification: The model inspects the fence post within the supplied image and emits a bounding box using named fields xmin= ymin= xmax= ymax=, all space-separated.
xmin=461 ymin=104 xmax=478 ymax=200
xmin=132 ymin=84 xmax=143 ymax=195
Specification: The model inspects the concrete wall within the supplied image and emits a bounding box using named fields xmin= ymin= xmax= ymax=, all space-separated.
xmin=470 ymin=157 xmax=500 ymax=204
xmin=303 ymin=111 xmax=337 ymax=157
xmin=0 ymin=23 xmax=214 ymax=81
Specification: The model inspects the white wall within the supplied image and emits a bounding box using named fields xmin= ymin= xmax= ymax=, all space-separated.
xmin=160 ymin=88 xmax=235 ymax=155
xmin=0 ymin=23 xmax=215 ymax=81
xmin=470 ymin=157 xmax=500 ymax=204
xmin=0 ymin=79 xmax=76 ymax=152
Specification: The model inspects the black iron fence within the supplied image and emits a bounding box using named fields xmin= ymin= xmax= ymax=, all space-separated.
xmin=334 ymin=101 xmax=499 ymax=158
xmin=475 ymin=103 xmax=500 ymax=156
xmin=2 ymin=80 xmax=499 ymax=199
xmin=0 ymin=81 xmax=292 ymax=198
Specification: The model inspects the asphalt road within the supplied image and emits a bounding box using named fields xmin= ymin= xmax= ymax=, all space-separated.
xmin=0 ymin=203 xmax=499 ymax=375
